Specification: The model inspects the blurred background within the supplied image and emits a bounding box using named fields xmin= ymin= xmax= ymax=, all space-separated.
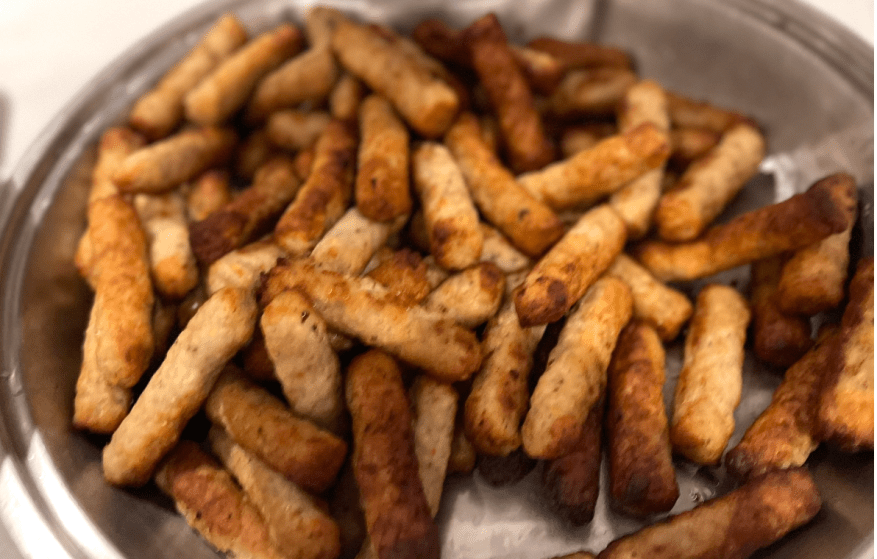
xmin=0 ymin=0 xmax=872 ymax=182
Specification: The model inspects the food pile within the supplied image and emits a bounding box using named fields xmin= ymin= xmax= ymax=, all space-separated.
xmin=70 ymin=6 xmax=873 ymax=559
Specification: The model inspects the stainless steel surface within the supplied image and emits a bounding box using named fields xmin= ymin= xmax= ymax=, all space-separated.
xmin=0 ymin=0 xmax=872 ymax=558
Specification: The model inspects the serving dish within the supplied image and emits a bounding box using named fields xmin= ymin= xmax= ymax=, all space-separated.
xmin=0 ymin=0 xmax=872 ymax=558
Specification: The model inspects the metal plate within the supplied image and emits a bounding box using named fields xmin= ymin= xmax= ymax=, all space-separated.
xmin=0 ymin=0 xmax=872 ymax=558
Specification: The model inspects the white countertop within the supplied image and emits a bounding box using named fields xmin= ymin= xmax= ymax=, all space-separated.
xmin=0 ymin=0 xmax=872 ymax=183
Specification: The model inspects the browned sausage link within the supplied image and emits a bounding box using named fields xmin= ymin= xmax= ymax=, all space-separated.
xmin=346 ymin=350 xmax=439 ymax=559
xmin=355 ymin=94 xmax=412 ymax=222
xmin=154 ymin=441 xmax=286 ymax=559
xmin=462 ymin=14 xmax=555 ymax=173
xmin=526 ymin=36 xmax=632 ymax=70
xmin=606 ymin=321 xmax=678 ymax=516
xmin=261 ymin=258 xmax=483 ymax=383
xmin=597 ymin=468 xmax=821 ymax=559
xmin=129 ymin=14 xmax=249 ymax=139
xmin=725 ymin=327 xmax=838 ymax=480
xmin=817 ymin=257 xmax=875 ymax=452
xmin=775 ymin=198 xmax=856 ymax=316
xmin=204 ymin=369 xmax=347 ymax=493
xmin=541 ymin=397 xmax=605 ymax=525
xmin=749 ymin=256 xmax=814 ymax=368
xmin=190 ymin=155 xmax=301 ymax=265
xmin=273 ymin=120 xmax=358 ymax=256
xmin=634 ymin=172 xmax=858 ymax=282
xmin=443 ymin=113 xmax=564 ymax=258
xmin=113 ymin=126 xmax=237 ymax=194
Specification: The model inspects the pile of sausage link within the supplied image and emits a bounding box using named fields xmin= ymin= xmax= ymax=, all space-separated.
xmin=71 ymin=6 xmax=872 ymax=559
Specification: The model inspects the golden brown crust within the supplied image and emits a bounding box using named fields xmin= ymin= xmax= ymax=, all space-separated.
xmin=332 ymin=19 xmax=459 ymax=138
xmin=73 ymin=195 xmax=154 ymax=434
xmin=462 ymin=14 xmax=554 ymax=173
xmin=608 ymin=167 xmax=663 ymax=240
xmin=135 ymin=191 xmax=199 ymax=300
xmin=522 ymin=277 xmax=633 ymax=459
xmin=206 ymin=239 xmax=284 ymax=295
xmin=749 ymin=257 xmax=814 ymax=368
xmin=775 ymin=218 xmax=855 ymax=315
xmin=294 ymin=147 xmax=316 ymax=182
xmin=345 ymin=350 xmax=440 ymax=559
xmin=655 ymin=122 xmax=766 ymax=241
xmin=265 ymin=110 xmax=332 ymax=151
xmin=209 ymin=428 xmax=342 ymax=559
xmin=668 ymin=126 xmax=722 ymax=170
xmin=665 ymin=91 xmax=754 ymax=133
xmin=616 ymin=80 xmax=670 ymax=133
xmin=541 ymin=398 xmax=605 ymax=525
xmin=190 ymin=155 xmax=300 ymax=265
xmin=368 ymin=23 xmax=475 ymax=117
xmin=423 ymin=262 xmax=506 ymax=328
xmin=609 ymin=80 xmax=669 ymax=238
xmin=261 ymin=259 xmax=483 ymax=383
xmin=310 ymin=208 xmax=407 ymax=276
xmin=817 ymin=257 xmax=874 ymax=451
xmin=81 ymin=196 xmax=155 ymax=370
xmin=670 ymin=284 xmax=750 ymax=465
xmin=74 ymin=303 xmax=132 ymax=434
xmin=102 ymin=288 xmax=258 ymax=486
xmin=246 ymin=41 xmax=340 ymax=123
xmin=509 ymin=45 xmax=565 ymax=95
xmin=154 ymin=441 xmax=286 ymax=559
xmin=273 ymin=120 xmax=358 ymax=256
xmin=83 ymin=126 xmax=147 ymax=209
xmin=330 ymin=73 xmax=366 ymax=122
xmin=355 ymin=95 xmax=412 ymax=222
xmin=410 ymin=19 xmax=471 ymax=68
xmin=518 ymin=122 xmax=670 ymax=211
xmin=725 ymin=329 xmax=837 ymax=480
xmin=205 ymin=369 xmax=347 ymax=493
xmin=604 ymin=254 xmax=692 ymax=341
xmin=514 ymin=205 xmax=626 ymax=327
xmin=465 ymin=299 xmax=546 ymax=456
xmin=634 ymin=172 xmax=859 ymax=282
xmin=365 ymin=248 xmax=433 ymax=306
xmin=606 ymin=321 xmax=678 ymax=516
xmin=113 ymin=125 xmax=236 ymax=194
xmin=444 ymin=113 xmax=565 ymax=258
xmin=261 ymin=289 xmax=343 ymax=432
xmin=597 ymin=468 xmax=821 ymax=559
xmin=526 ymin=36 xmax=632 ymax=70
xmin=185 ymin=23 xmax=304 ymax=125
xmin=129 ymin=13 xmax=248 ymax=139
xmin=186 ymin=169 xmax=233 ymax=222
xmin=546 ymin=67 xmax=638 ymax=118
xmin=559 ymin=122 xmax=618 ymax=158
xmin=411 ymin=141 xmax=483 ymax=270
xmin=411 ymin=19 xmax=562 ymax=95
